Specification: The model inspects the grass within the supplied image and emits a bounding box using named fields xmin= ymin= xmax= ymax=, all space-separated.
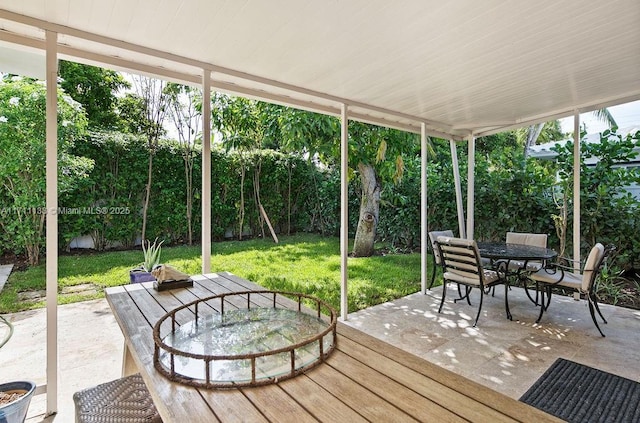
xmin=0 ymin=233 xmax=431 ymax=314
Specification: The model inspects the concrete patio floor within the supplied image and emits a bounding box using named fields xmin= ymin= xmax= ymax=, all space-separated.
xmin=0 ymin=284 xmax=638 ymax=422
xmin=344 ymin=284 xmax=640 ymax=399
xmin=0 ymin=299 xmax=123 ymax=423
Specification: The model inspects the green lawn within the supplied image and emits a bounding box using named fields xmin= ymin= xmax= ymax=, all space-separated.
xmin=0 ymin=233 xmax=433 ymax=314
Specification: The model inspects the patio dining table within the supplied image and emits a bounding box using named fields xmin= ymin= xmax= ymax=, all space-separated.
xmin=477 ymin=241 xmax=558 ymax=315
xmin=105 ymin=272 xmax=561 ymax=422
xmin=477 ymin=242 xmax=558 ymax=267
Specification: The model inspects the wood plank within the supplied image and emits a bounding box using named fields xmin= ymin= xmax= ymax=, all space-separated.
xmin=277 ymin=373 xmax=369 ymax=423
xmin=335 ymin=335 xmax=514 ymax=422
xmin=128 ymin=278 xmax=308 ymax=423
xmin=338 ymin=323 xmax=563 ymax=422
xmin=326 ymin=349 xmax=467 ymax=422
xmin=302 ymin=356 xmax=421 ymax=422
xmin=140 ymin=284 xmax=198 ymax=325
xmin=198 ymin=389 xmax=270 ymax=423
xmin=239 ymin=384 xmax=319 ymax=423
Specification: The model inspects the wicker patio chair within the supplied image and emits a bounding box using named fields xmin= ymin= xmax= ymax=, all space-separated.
xmin=73 ymin=373 xmax=162 ymax=423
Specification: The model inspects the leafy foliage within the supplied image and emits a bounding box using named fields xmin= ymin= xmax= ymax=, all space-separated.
xmin=141 ymin=238 xmax=163 ymax=271
xmin=552 ymin=128 xmax=640 ymax=270
xmin=58 ymin=61 xmax=130 ymax=130
xmin=0 ymin=76 xmax=89 ymax=264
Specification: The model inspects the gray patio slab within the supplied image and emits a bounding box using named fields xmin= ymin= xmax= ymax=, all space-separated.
xmin=0 ymin=299 xmax=123 ymax=423
xmin=0 ymin=264 xmax=13 ymax=293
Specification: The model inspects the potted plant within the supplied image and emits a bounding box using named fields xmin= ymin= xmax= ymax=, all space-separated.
xmin=129 ymin=238 xmax=164 ymax=284
xmin=1 ymin=316 xmax=36 ymax=423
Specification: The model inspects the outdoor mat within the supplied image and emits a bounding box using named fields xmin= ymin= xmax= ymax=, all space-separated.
xmin=519 ymin=358 xmax=640 ymax=422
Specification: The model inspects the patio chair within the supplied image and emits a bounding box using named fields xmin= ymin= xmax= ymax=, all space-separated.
xmin=427 ymin=230 xmax=454 ymax=289
xmin=73 ymin=373 xmax=162 ymax=423
xmin=504 ymin=232 xmax=549 ymax=304
xmin=528 ymin=243 xmax=614 ymax=337
xmin=505 ymin=232 xmax=548 ymax=272
xmin=435 ymin=236 xmax=508 ymax=326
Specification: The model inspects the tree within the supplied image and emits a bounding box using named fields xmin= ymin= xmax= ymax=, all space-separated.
xmin=127 ymin=74 xmax=170 ymax=242
xmin=211 ymin=93 xmax=262 ymax=240
xmin=347 ymin=123 xmax=417 ymax=256
xmin=266 ymin=105 xmax=339 ymax=235
xmin=274 ymin=106 xmax=418 ymax=257
xmin=164 ymin=83 xmax=201 ymax=245
xmin=517 ymin=121 xmax=565 ymax=158
xmin=210 ymin=94 xmax=418 ymax=255
xmin=521 ymin=109 xmax=617 ymax=157
xmin=552 ymin=128 xmax=640 ymax=268
xmin=0 ymin=76 xmax=90 ymax=264
xmin=58 ymin=61 xmax=129 ymax=130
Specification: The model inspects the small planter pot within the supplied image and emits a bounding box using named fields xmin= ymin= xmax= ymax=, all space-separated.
xmin=0 ymin=380 xmax=36 ymax=423
xmin=129 ymin=268 xmax=156 ymax=284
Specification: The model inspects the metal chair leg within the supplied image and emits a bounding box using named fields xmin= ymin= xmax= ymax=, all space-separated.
xmin=587 ymin=295 xmax=606 ymax=337
xmin=473 ymin=287 xmax=484 ymax=327
xmin=535 ymin=285 xmax=551 ymax=323
xmin=438 ymin=280 xmax=447 ymax=313
xmin=504 ymin=284 xmax=512 ymax=321
xmin=428 ymin=262 xmax=436 ymax=290
xmin=591 ymin=293 xmax=608 ymax=324
xmin=454 ymin=285 xmax=472 ymax=305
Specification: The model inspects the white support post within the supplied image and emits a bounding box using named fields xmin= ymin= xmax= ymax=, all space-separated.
xmin=340 ymin=104 xmax=349 ymax=321
xmin=450 ymin=140 xmax=466 ymax=239
xmin=201 ymin=70 xmax=212 ymax=273
xmin=573 ymin=112 xmax=581 ymax=275
xmin=466 ymin=134 xmax=476 ymax=240
xmin=420 ymin=123 xmax=428 ymax=294
xmin=45 ymin=30 xmax=58 ymax=416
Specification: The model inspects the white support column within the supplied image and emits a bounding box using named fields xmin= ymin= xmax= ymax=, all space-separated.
xmin=45 ymin=30 xmax=58 ymax=415
xmin=420 ymin=123 xmax=428 ymax=294
xmin=466 ymin=134 xmax=476 ymax=240
xmin=450 ymin=140 xmax=466 ymax=239
xmin=573 ymin=112 xmax=581 ymax=273
xmin=201 ymin=70 xmax=212 ymax=273
xmin=340 ymin=104 xmax=349 ymax=321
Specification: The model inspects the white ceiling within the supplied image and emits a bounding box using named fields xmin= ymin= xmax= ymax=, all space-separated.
xmin=1 ymin=0 xmax=639 ymax=139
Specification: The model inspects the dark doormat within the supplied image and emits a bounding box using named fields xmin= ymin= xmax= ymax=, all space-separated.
xmin=520 ymin=358 xmax=640 ymax=422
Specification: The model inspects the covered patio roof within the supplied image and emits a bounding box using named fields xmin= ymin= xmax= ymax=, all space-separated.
xmin=1 ymin=0 xmax=639 ymax=139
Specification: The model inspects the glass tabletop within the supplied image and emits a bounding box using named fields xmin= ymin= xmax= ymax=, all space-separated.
xmin=477 ymin=241 xmax=558 ymax=261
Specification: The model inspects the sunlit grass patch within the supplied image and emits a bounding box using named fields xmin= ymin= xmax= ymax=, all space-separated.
xmin=0 ymin=233 xmax=432 ymax=313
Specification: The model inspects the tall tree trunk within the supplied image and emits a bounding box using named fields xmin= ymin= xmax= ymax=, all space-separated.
xmin=523 ymin=123 xmax=544 ymax=159
xmin=238 ymin=163 xmax=245 ymax=241
xmin=287 ymin=160 xmax=292 ymax=235
xmin=141 ymin=152 xmax=153 ymax=242
xmin=352 ymin=163 xmax=380 ymax=257
xmin=253 ymin=159 xmax=265 ymax=238
xmin=184 ymin=153 xmax=193 ymax=245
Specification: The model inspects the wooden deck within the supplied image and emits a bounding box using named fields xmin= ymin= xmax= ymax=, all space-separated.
xmin=105 ymin=272 xmax=561 ymax=422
